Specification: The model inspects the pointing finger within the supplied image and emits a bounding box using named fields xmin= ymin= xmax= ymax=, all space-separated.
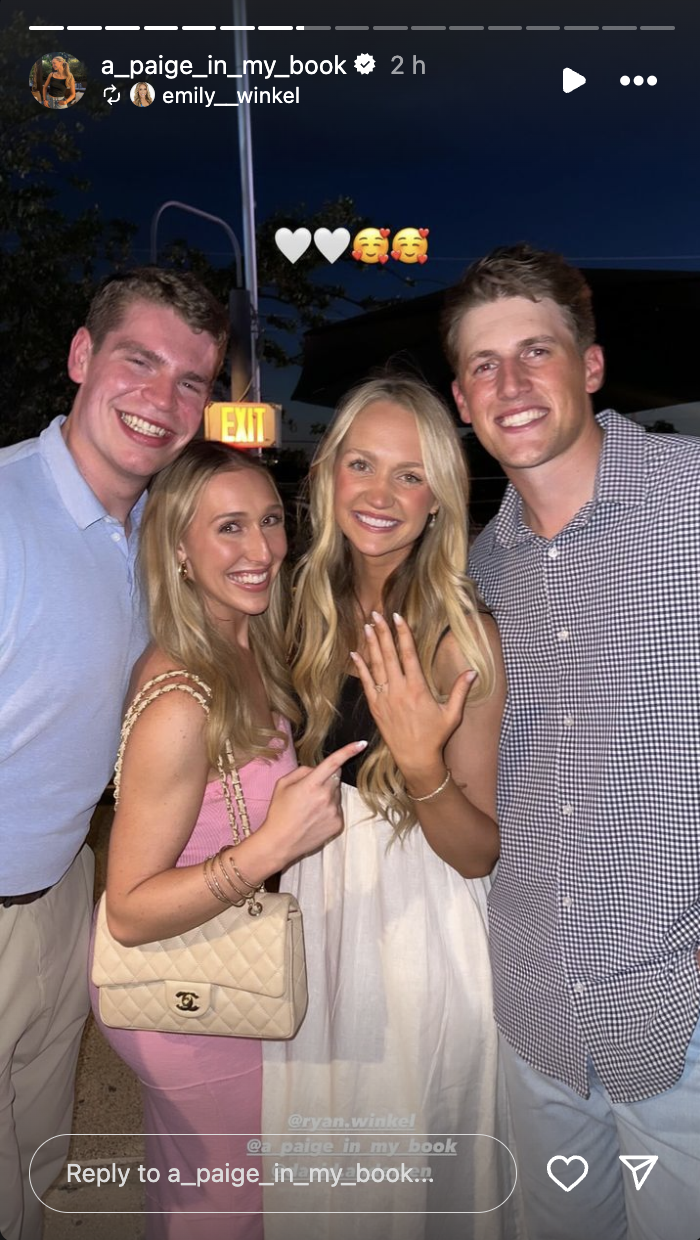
xmin=314 ymin=739 xmax=368 ymax=784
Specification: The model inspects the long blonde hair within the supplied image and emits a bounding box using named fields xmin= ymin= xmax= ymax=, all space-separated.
xmin=51 ymin=56 xmax=75 ymax=92
xmin=140 ymin=440 xmax=299 ymax=767
xmin=134 ymin=81 xmax=153 ymax=106
xmin=291 ymin=375 xmax=495 ymax=835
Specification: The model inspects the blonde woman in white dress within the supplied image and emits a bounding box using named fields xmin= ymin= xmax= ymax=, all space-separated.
xmin=263 ymin=376 xmax=521 ymax=1239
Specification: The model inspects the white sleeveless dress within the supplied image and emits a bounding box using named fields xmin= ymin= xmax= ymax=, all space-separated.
xmin=262 ymin=679 xmax=521 ymax=1240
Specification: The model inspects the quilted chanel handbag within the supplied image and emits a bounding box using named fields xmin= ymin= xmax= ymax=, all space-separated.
xmin=91 ymin=672 xmax=308 ymax=1039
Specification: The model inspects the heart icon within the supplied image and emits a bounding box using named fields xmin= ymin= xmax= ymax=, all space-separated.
xmin=546 ymin=1156 xmax=589 ymax=1192
xmin=313 ymin=227 xmax=351 ymax=264
xmin=380 ymin=228 xmax=391 ymax=237
xmin=274 ymin=227 xmax=312 ymax=264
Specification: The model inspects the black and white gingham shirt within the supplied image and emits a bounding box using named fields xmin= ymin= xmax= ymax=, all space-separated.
xmin=469 ymin=410 xmax=700 ymax=1103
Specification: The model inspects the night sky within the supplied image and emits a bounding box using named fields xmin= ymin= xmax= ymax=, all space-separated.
xmin=7 ymin=0 xmax=698 ymax=443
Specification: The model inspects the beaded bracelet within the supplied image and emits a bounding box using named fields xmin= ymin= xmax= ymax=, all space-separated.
xmin=406 ymin=769 xmax=451 ymax=803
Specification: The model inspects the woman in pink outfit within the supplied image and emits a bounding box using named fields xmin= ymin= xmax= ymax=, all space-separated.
xmin=90 ymin=441 xmax=364 ymax=1239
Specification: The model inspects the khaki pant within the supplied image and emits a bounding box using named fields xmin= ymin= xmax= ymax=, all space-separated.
xmin=0 ymin=848 xmax=94 ymax=1240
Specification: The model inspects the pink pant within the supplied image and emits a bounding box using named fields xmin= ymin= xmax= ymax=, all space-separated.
xmin=90 ymin=969 xmax=263 ymax=1240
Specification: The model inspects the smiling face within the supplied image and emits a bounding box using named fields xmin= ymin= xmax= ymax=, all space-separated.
xmin=177 ymin=468 xmax=287 ymax=636
xmin=352 ymin=228 xmax=389 ymax=264
xmin=137 ymin=83 xmax=149 ymax=102
xmin=452 ymin=295 xmax=604 ymax=476
xmin=391 ymin=227 xmax=429 ymax=264
xmin=333 ymin=401 xmax=437 ymax=577
xmin=64 ymin=298 xmax=220 ymax=510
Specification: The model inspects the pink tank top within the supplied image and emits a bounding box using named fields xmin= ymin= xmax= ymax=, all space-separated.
xmin=176 ymin=719 xmax=297 ymax=867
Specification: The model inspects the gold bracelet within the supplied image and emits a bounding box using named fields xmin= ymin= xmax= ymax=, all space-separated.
xmin=207 ymin=856 xmax=232 ymax=905
xmin=406 ymin=769 xmax=451 ymax=803
xmin=218 ymin=850 xmax=264 ymax=918
xmin=229 ymin=857 xmax=263 ymax=895
xmin=216 ymin=849 xmax=248 ymax=906
xmin=203 ymin=856 xmax=232 ymax=905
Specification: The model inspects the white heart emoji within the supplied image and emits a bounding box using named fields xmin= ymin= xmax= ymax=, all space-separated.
xmin=313 ymin=227 xmax=351 ymax=264
xmin=546 ymin=1155 xmax=589 ymax=1192
xmin=274 ymin=227 xmax=312 ymax=264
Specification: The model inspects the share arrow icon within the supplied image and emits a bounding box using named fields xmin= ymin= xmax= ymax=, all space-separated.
xmin=618 ymin=1155 xmax=658 ymax=1190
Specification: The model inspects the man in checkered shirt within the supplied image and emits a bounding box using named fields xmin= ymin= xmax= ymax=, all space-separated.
xmin=444 ymin=243 xmax=700 ymax=1240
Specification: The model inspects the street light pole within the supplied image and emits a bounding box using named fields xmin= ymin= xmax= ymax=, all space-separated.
xmin=233 ymin=0 xmax=261 ymax=401
xmin=150 ymin=200 xmax=252 ymax=403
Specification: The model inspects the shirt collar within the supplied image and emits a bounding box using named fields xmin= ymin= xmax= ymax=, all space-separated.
xmin=39 ymin=415 xmax=147 ymax=533
xmin=493 ymin=409 xmax=648 ymax=548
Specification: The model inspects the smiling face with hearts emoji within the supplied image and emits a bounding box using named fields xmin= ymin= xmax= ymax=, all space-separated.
xmin=352 ymin=227 xmax=390 ymax=264
xmin=391 ymin=227 xmax=429 ymax=264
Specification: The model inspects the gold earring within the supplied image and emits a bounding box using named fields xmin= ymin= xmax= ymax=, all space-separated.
xmin=178 ymin=560 xmax=188 ymax=580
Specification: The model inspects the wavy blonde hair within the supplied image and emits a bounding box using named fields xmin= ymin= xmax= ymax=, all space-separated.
xmin=140 ymin=440 xmax=299 ymax=768
xmin=133 ymin=81 xmax=154 ymax=106
xmin=291 ymin=375 xmax=495 ymax=835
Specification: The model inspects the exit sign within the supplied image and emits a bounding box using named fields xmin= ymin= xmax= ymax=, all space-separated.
xmin=204 ymin=402 xmax=281 ymax=448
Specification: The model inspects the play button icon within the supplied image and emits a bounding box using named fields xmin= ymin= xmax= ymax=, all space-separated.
xmin=563 ymin=67 xmax=586 ymax=93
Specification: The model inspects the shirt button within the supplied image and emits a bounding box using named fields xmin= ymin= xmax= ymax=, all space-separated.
xmin=562 ymin=803 xmax=573 ymax=816
xmin=563 ymin=714 xmax=574 ymax=728
xmin=573 ymin=982 xmax=586 ymax=996
xmin=562 ymin=895 xmax=573 ymax=908
xmin=548 ymin=546 xmax=560 ymax=560
xmin=111 ymin=532 xmax=121 ymax=542
xmin=557 ymin=628 xmax=570 ymax=642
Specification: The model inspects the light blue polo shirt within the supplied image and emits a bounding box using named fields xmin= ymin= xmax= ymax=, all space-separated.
xmin=0 ymin=417 xmax=149 ymax=891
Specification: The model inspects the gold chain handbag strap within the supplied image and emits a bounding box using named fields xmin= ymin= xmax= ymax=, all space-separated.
xmin=114 ymin=671 xmax=262 ymax=911
xmin=218 ymin=739 xmax=251 ymax=844
xmin=114 ymin=671 xmax=212 ymax=804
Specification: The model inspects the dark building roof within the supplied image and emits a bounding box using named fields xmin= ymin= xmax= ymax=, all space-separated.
xmin=293 ymin=270 xmax=700 ymax=526
xmin=294 ymin=269 xmax=700 ymax=415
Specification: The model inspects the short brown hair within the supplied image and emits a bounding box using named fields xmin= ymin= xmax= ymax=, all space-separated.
xmin=85 ymin=267 xmax=229 ymax=377
xmin=441 ymin=243 xmax=596 ymax=373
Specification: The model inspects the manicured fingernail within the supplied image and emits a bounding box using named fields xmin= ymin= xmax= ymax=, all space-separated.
xmin=364 ymin=623 xmax=374 ymax=636
xmin=355 ymin=739 xmax=368 ymax=750
xmin=393 ymin=612 xmax=403 ymax=624
xmin=349 ymin=650 xmax=359 ymax=661
xmin=466 ymin=670 xmax=478 ymax=683
xmin=371 ymin=610 xmax=383 ymax=623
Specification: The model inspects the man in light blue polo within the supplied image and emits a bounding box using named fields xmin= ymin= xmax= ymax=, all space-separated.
xmin=0 ymin=268 xmax=228 ymax=1240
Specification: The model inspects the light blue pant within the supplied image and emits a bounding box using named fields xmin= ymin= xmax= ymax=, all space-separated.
xmin=501 ymin=1020 xmax=700 ymax=1240
xmin=46 ymin=95 xmax=67 ymax=108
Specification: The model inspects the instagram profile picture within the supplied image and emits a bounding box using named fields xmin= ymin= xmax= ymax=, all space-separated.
xmin=132 ymin=81 xmax=156 ymax=107
xmin=29 ymin=52 xmax=86 ymax=108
